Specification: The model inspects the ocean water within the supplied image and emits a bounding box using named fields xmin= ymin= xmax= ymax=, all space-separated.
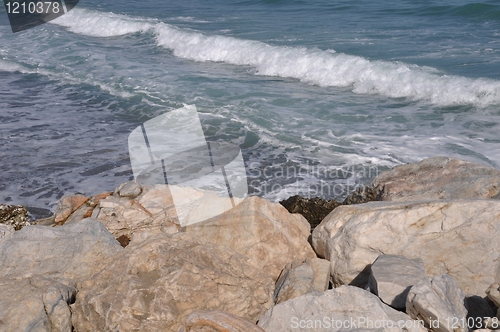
xmin=1 ymin=0 xmax=500 ymax=216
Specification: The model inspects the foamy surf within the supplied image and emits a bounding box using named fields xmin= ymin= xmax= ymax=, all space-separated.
xmin=49 ymin=8 xmax=500 ymax=108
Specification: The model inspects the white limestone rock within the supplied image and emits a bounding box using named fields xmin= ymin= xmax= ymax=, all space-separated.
xmin=274 ymin=258 xmax=330 ymax=304
xmin=71 ymin=232 xmax=274 ymax=332
xmin=258 ymin=285 xmax=426 ymax=332
xmin=368 ymin=255 xmax=426 ymax=309
xmin=406 ymin=274 xmax=468 ymax=332
xmin=312 ymin=199 xmax=500 ymax=296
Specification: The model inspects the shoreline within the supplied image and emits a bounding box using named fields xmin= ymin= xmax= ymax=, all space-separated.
xmin=1 ymin=156 xmax=500 ymax=331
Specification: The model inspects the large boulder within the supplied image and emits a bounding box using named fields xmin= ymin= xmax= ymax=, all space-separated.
xmin=0 ymin=204 xmax=30 ymax=230
xmin=312 ymin=199 xmax=500 ymax=296
xmin=71 ymin=232 xmax=274 ymax=332
xmin=185 ymin=196 xmax=316 ymax=281
xmin=274 ymin=258 xmax=330 ymax=304
xmin=368 ymin=255 xmax=426 ymax=309
xmin=258 ymin=285 xmax=426 ymax=332
xmin=0 ymin=218 xmax=122 ymax=284
xmin=0 ymin=276 xmax=76 ymax=332
xmin=406 ymin=274 xmax=468 ymax=332
xmin=344 ymin=157 xmax=500 ymax=204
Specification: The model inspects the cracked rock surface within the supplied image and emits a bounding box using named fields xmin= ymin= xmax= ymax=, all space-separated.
xmin=312 ymin=199 xmax=500 ymax=296
xmin=71 ymin=232 xmax=274 ymax=332
xmin=0 ymin=276 xmax=76 ymax=332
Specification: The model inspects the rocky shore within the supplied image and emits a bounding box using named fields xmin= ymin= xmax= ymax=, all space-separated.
xmin=1 ymin=156 xmax=500 ymax=331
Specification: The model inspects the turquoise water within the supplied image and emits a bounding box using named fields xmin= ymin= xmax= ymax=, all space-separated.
xmin=1 ymin=0 xmax=500 ymax=214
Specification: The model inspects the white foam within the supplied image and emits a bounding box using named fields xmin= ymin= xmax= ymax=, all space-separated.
xmin=0 ymin=59 xmax=25 ymax=73
xmin=48 ymin=8 xmax=500 ymax=107
xmin=0 ymin=59 xmax=134 ymax=98
xmin=154 ymin=24 xmax=500 ymax=107
xmin=51 ymin=8 xmax=154 ymax=37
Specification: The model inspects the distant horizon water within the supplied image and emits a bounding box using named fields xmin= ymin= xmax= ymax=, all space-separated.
xmin=1 ymin=0 xmax=500 ymax=217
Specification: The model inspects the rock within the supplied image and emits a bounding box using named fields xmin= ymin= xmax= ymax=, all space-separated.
xmin=0 ymin=276 xmax=76 ymax=332
xmin=486 ymin=283 xmax=500 ymax=328
xmin=179 ymin=310 xmax=266 ymax=332
xmin=84 ymin=184 xmax=179 ymax=244
xmin=258 ymin=285 xmax=426 ymax=332
xmin=54 ymin=194 xmax=89 ymax=225
xmin=308 ymin=257 xmax=331 ymax=294
xmin=406 ymin=274 xmax=468 ymax=332
xmin=368 ymin=255 xmax=426 ymax=310
xmin=115 ymin=181 xmax=142 ymax=198
xmin=87 ymin=191 xmax=113 ymax=207
xmin=71 ymin=232 xmax=274 ymax=332
xmin=344 ymin=157 xmax=500 ymax=204
xmin=0 ymin=218 xmax=122 ymax=284
xmin=0 ymin=224 xmax=14 ymax=243
xmin=274 ymin=258 xmax=330 ymax=304
xmin=32 ymin=215 xmax=57 ymax=226
xmin=185 ymin=196 xmax=316 ymax=281
xmin=63 ymin=202 xmax=94 ymax=225
xmin=312 ymin=199 xmax=500 ymax=296
xmin=0 ymin=204 xmax=30 ymax=230
xmin=486 ymin=283 xmax=500 ymax=308
xmin=279 ymin=195 xmax=341 ymax=230
xmin=342 ymin=185 xmax=383 ymax=205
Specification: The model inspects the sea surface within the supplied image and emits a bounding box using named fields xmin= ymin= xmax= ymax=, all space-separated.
xmin=1 ymin=0 xmax=500 ymax=217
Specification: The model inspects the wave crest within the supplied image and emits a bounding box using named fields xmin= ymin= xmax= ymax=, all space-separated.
xmin=48 ymin=8 xmax=500 ymax=107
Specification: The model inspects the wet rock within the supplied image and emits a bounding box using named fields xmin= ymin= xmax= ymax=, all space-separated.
xmin=0 ymin=204 xmax=30 ymax=230
xmin=406 ymin=274 xmax=468 ymax=332
xmin=368 ymin=255 xmax=426 ymax=310
xmin=179 ymin=310 xmax=266 ymax=332
xmin=279 ymin=195 xmax=341 ymax=230
xmin=342 ymin=185 xmax=383 ymax=205
xmin=71 ymin=232 xmax=274 ymax=332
